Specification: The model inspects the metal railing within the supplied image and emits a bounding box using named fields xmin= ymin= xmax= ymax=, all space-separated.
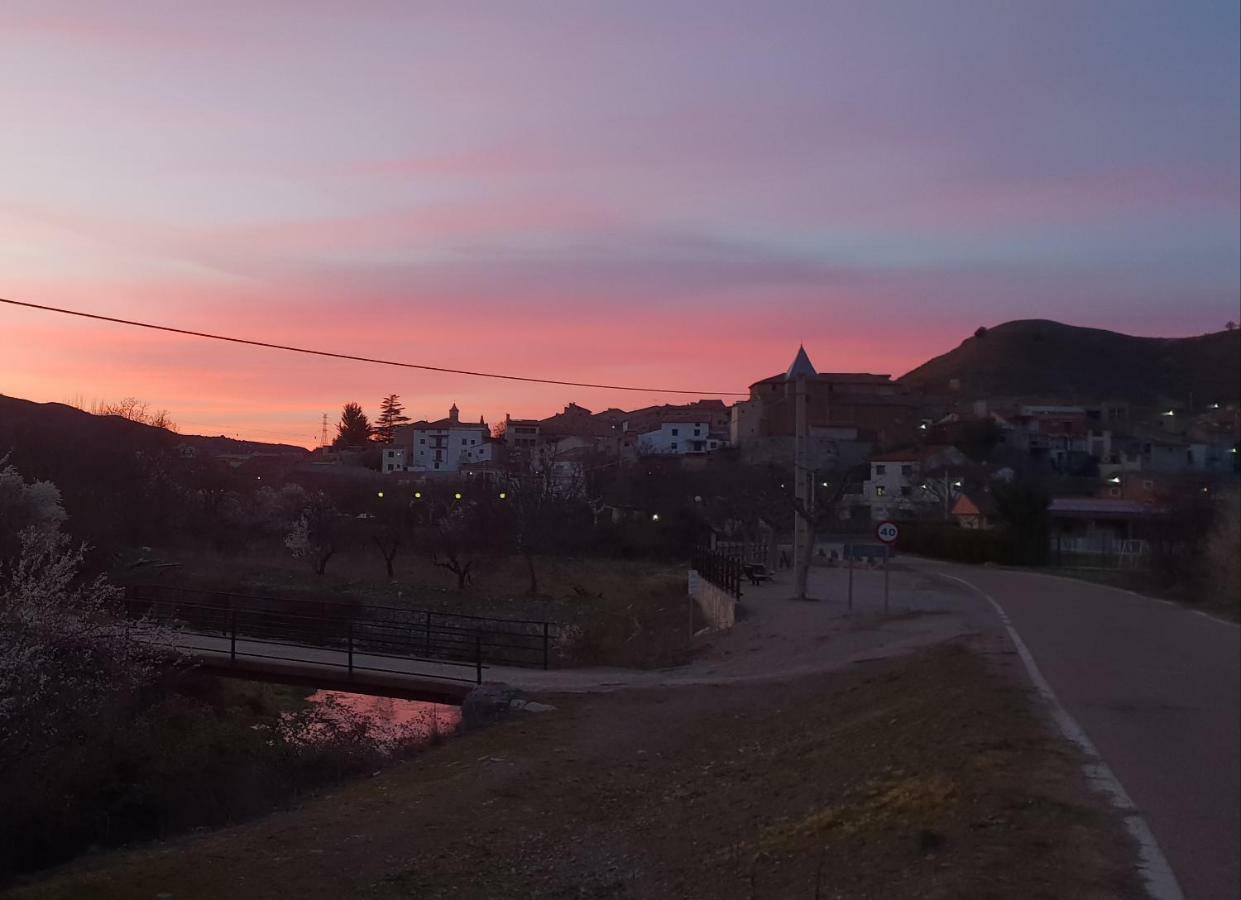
xmin=125 ymin=584 xmax=559 ymax=676
xmin=691 ymin=549 xmax=743 ymax=599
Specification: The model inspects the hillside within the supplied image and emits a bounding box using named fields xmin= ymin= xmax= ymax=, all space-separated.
xmin=900 ymin=320 xmax=1241 ymax=405
xmin=0 ymin=395 xmax=309 ymax=458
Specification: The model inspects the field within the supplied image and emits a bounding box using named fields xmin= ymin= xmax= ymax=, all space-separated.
xmin=120 ymin=546 xmax=695 ymax=667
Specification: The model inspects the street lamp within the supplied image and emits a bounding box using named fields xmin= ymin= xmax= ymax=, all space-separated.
xmin=414 ymin=491 xmax=422 ymax=499
xmin=499 ymin=492 xmax=507 ymax=500
xmin=454 ymin=492 xmax=463 ymax=500
xmin=652 ymin=513 xmax=661 ymax=522
xmin=377 ymin=491 xmax=384 ymax=499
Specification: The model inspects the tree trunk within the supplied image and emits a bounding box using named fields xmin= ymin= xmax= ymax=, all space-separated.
xmin=793 ymin=512 xmax=813 ymax=601
xmin=524 ymin=551 xmax=538 ymax=596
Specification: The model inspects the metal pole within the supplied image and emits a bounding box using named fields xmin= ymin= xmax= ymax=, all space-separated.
xmin=542 ymin=621 xmax=550 ymax=670
xmin=883 ymin=543 xmax=891 ymax=615
xmin=847 ymin=547 xmax=854 ymax=614
xmin=230 ymin=608 xmax=237 ymax=663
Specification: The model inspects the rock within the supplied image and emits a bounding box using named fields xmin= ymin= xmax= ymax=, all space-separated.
xmin=462 ymin=684 xmax=523 ymax=729
xmin=520 ymin=701 xmax=557 ymax=713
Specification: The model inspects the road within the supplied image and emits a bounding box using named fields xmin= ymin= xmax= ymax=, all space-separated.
xmin=910 ymin=560 xmax=1240 ymax=900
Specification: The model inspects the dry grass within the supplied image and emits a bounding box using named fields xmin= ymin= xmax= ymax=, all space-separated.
xmin=1204 ymin=490 xmax=1240 ymax=616
xmin=12 ymin=644 xmax=1140 ymax=900
xmin=126 ymin=547 xmax=693 ymax=666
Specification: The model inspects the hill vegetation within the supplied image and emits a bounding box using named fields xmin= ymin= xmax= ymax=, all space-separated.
xmin=900 ymin=320 xmax=1241 ymax=405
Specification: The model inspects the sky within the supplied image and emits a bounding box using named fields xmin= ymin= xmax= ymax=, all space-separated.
xmin=1 ymin=1 xmax=1238 ymax=447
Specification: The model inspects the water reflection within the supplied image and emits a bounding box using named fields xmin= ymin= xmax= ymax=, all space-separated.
xmin=304 ymin=690 xmax=462 ymax=749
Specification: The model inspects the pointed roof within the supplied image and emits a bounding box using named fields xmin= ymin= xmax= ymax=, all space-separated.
xmin=785 ymin=345 xmax=817 ymax=380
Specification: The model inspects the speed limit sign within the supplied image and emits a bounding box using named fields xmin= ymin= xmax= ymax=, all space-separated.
xmin=876 ymin=521 xmax=900 ymax=544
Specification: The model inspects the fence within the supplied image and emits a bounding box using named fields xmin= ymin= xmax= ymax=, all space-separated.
xmin=125 ymin=584 xmax=559 ymax=671
xmin=1051 ymin=537 xmax=1150 ymax=570
xmin=690 ymin=549 xmax=743 ymax=600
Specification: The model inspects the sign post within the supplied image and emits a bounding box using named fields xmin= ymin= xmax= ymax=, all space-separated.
xmin=875 ymin=521 xmax=900 ymax=616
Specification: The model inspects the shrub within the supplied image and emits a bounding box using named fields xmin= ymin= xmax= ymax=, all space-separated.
xmin=1202 ymin=490 xmax=1240 ymax=613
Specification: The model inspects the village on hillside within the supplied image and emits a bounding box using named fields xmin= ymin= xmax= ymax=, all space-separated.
xmin=281 ymin=340 xmax=1241 ymax=572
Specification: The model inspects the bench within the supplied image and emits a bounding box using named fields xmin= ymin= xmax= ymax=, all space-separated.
xmin=743 ymin=564 xmax=774 ymax=586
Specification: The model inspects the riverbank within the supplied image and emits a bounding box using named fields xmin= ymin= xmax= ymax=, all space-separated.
xmin=11 ymin=641 xmax=1139 ymax=899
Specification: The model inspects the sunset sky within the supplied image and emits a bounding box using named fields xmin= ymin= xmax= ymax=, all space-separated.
xmin=2 ymin=1 xmax=1238 ymax=447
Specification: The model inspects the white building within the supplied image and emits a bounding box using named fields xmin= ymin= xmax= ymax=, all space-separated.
xmin=383 ymin=404 xmax=494 ymax=474
xmin=636 ymin=421 xmax=724 ymax=456
xmin=861 ymin=445 xmax=970 ymax=521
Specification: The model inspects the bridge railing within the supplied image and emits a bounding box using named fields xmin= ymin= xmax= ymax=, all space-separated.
xmin=125 ymin=584 xmax=559 ymax=672
xmin=126 ymin=595 xmax=486 ymax=684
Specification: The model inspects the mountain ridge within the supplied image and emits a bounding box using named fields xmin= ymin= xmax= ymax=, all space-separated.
xmin=899 ymin=319 xmax=1241 ymax=405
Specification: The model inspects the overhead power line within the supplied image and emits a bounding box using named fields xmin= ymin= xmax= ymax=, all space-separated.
xmin=0 ymin=296 xmax=748 ymax=397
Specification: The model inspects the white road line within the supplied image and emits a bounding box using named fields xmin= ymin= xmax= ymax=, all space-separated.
xmin=937 ymin=571 xmax=1184 ymax=900
xmin=1002 ymin=569 xmax=1241 ymax=628
xmin=1193 ymin=609 xmax=1241 ymax=627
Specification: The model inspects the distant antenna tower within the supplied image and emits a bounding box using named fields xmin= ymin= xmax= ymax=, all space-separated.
xmin=319 ymin=413 xmax=329 ymax=449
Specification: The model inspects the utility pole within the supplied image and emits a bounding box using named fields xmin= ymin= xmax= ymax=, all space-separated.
xmin=793 ymin=374 xmax=812 ymax=600
xmin=320 ymin=413 xmax=329 ymax=449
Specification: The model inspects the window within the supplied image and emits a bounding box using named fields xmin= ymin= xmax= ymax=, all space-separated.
xmin=419 ymin=439 xmax=425 ymax=445
xmin=671 ymin=429 xmax=679 ymax=436
xmin=900 ymin=486 xmax=911 ymax=497
xmin=901 ymin=465 xmax=913 ymax=477
xmin=875 ymin=485 xmax=886 ymax=497
xmin=671 ymin=442 xmax=678 ymax=450
xmin=462 ymin=438 xmax=468 ymax=446
xmin=875 ymin=464 xmax=887 ymax=475
xmin=694 ymin=428 xmax=701 ymax=437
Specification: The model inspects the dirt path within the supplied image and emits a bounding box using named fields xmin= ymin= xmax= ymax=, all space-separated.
xmin=10 ymin=640 xmax=1138 ymax=900
xmin=495 ymin=564 xmax=988 ymax=692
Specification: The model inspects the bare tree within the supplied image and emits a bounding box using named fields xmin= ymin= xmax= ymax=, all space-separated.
xmin=429 ymin=502 xmax=484 ymax=590
xmin=90 ymin=397 xmax=177 ymax=432
xmin=789 ymin=467 xmax=866 ymax=602
xmin=370 ymin=491 xmax=413 ymax=579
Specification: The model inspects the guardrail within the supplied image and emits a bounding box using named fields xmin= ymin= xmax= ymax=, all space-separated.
xmin=125 ymin=584 xmax=559 ymax=674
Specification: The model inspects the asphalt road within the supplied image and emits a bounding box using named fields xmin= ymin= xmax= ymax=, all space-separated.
xmin=916 ymin=562 xmax=1240 ymax=900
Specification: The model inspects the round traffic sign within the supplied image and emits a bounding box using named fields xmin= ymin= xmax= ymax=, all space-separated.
xmin=875 ymin=521 xmax=900 ymax=544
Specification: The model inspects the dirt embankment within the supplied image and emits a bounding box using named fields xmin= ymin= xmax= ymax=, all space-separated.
xmin=11 ymin=643 xmax=1138 ymax=900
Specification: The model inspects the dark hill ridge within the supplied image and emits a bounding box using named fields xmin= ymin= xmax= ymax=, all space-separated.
xmin=0 ymin=395 xmax=309 ymax=457
xmin=899 ymin=320 xmax=1241 ymax=405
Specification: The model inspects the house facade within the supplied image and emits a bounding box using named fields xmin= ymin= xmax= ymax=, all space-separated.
xmin=636 ymin=421 xmax=725 ymax=456
xmin=383 ymin=404 xmax=494 ymax=474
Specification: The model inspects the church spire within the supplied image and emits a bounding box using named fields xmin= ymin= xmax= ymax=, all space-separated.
xmin=785 ymin=344 xmax=817 ymax=380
